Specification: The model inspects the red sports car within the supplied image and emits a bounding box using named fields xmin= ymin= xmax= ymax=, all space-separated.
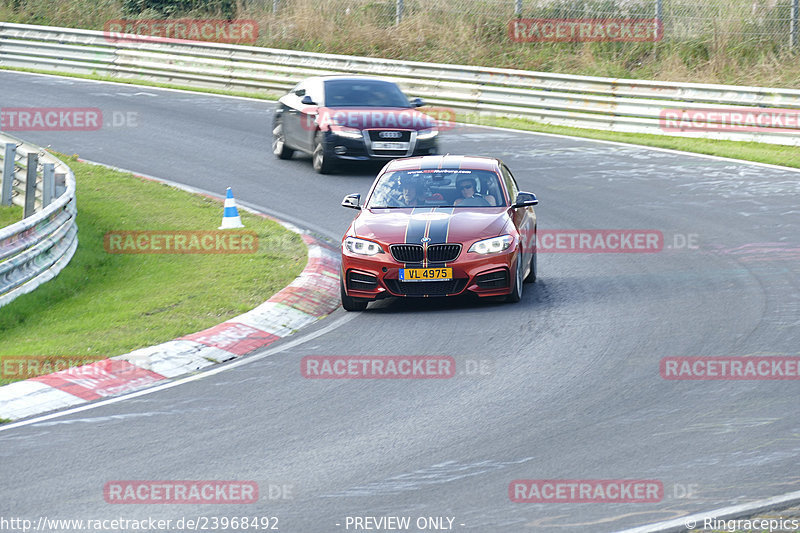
xmin=340 ymin=155 xmax=538 ymax=311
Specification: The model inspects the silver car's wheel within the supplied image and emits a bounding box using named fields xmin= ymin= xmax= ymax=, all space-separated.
xmin=312 ymin=132 xmax=335 ymax=174
xmin=272 ymin=121 xmax=294 ymax=160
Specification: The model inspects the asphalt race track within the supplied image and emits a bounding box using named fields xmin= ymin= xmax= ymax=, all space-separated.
xmin=1 ymin=71 xmax=799 ymax=532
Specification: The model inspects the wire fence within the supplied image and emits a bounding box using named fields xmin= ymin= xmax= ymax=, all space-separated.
xmin=248 ymin=0 xmax=800 ymax=48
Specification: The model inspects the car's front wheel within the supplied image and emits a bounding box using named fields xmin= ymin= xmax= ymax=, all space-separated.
xmin=341 ymin=277 xmax=368 ymax=312
xmin=272 ymin=120 xmax=294 ymax=160
xmin=312 ymin=131 xmax=335 ymax=174
xmin=506 ymin=255 xmax=524 ymax=303
xmin=524 ymin=247 xmax=537 ymax=283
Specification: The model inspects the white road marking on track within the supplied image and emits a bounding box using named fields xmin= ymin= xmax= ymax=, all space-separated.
xmin=0 ymin=313 xmax=357 ymax=433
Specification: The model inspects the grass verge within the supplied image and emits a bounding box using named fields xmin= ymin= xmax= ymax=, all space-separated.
xmin=462 ymin=113 xmax=800 ymax=169
xmin=0 ymin=205 xmax=23 ymax=228
xmin=0 ymin=155 xmax=307 ymax=386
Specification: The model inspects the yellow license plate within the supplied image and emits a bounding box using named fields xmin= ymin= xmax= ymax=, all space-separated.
xmin=399 ymin=268 xmax=452 ymax=282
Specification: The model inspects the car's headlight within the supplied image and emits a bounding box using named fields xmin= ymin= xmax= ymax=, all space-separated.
xmin=468 ymin=235 xmax=513 ymax=254
xmin=332 ymin=127 xmax=363 ymax=139
xmin=417 ymin=128 xmax=438 ymax=140
xmin=344 ymin=236 xmax=384 ymax=256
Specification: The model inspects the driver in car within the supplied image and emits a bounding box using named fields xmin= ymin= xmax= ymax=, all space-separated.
xmin=396 ymin=177 xmax=425 ymax=207
xmin=454 ymin=177 xmax=496 ymax=206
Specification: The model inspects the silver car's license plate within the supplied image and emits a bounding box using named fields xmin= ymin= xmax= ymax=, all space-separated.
xmin=372 ymin=141 xmax=409 ymax=150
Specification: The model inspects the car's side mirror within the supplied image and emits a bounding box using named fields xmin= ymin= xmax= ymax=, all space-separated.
xmin=341 ymin=193 xmax=361 ymax=210
xmin=512 ymin=192 xmax=538 ymax=208
xmin=301 ymin=95 xmax=316 ymax=106
xmin=410 ymin=97 xmax=425 ymax=108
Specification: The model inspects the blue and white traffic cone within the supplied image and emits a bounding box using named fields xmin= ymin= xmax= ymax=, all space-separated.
xmin=219 ymin=187 xmax=244 ymax=229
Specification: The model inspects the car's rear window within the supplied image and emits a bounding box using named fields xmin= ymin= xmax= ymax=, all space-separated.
xmin=324 ymin=79 xmax=412 ymax=108
xmin=366 ymin=169 xmax=506 ymax=208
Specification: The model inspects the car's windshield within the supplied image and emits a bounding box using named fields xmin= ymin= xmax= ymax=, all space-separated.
xmin=366 ymin=169 xmax=506 ymax=208
xmin=324 ymin=79 xmax=412 ymax=108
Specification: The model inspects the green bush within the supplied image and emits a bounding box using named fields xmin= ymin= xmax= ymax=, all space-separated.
xmin=122 ymin=0 xmax=237 ymax=19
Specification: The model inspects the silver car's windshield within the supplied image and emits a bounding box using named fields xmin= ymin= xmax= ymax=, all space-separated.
xmin=324 ymin=79 xmax=412 ymax=108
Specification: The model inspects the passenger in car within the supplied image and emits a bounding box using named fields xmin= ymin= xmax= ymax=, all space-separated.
xmin=454 ymin=177 xmax=496 ymax=206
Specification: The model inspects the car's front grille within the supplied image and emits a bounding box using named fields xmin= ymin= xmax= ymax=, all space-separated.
xmin=390 ymin=244 xmax=461 ymax=263
xmin=368 ymin=130 xmax=412 ymax=142
xmin=347 ymin=271 xmax=378 ymax=290
xmin=476 ymin=269 xmax=510 ymax=289
xmin=427 ymin=244 xmax=461 ymax=263
xmin=372 ymin=150 xmax=409 ymax=156
xmin=390 ymin=245 xmax=424 ymax=263
xmin=384 ymin=279 xmax=467 ymax=297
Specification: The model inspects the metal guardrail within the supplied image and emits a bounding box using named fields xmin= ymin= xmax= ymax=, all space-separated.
xmin=1 ymin=23 xmax=800 ymax=145
xmin=0 ymin=133 xmax=77 ymax=309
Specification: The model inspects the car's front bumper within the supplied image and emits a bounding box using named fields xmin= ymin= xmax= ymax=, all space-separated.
xmin=325 ymin=130 xmax=439 ymax=161
xmin=341 ymin=246 xmax=518 ymax=300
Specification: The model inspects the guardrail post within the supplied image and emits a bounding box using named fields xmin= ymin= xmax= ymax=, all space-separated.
xmin=24 ymin=152 xmax=38 ymax=218
xmin=42 ymin=163 xmax=55 ymax=208
xmin=272 ymin=0 xmax=278 ymax=14
xmin=655 ymin=0 xmax=663 ymax=26
xmin=55 ymin=172 xmax=66 ymax=198
xmin=396 ymin=0 xmax=403 ymax=25
xmin=515 ymin=0 xmax=522 ymax=17
xmin=792 ymin=0 xmax=799 ymax=48
xmin=1 ymin=143 xmax=15 ymax=206
xmin=655 ymin=0 xmax=663 ymax=44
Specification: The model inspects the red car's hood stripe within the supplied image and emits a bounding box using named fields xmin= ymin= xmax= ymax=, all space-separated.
xmin=424 ymin=207 xmax=455 ymax=245
xmin=405 ymin=207 xmax=435 ymax=247
xmin=354 ymin=209 xmax=508 ymax=252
